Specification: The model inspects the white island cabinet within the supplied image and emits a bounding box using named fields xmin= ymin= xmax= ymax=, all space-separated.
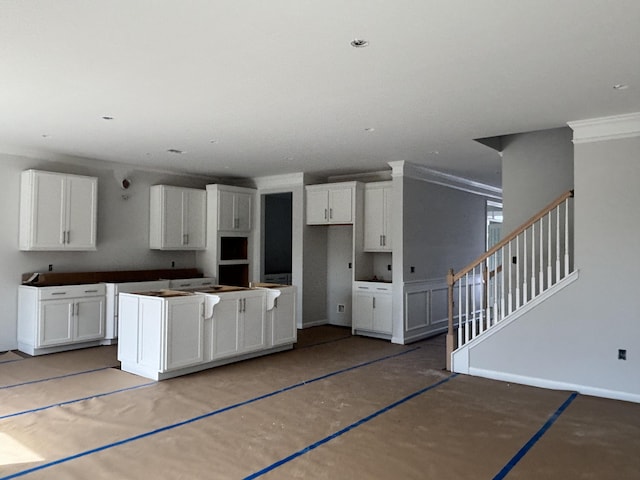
xmin=254 ymin=284 xmax=297 ymax=347
xmin=18 ymin=284 xmax=106 ymax=355
xmin=118 ymin=286 xmax=295 ymax=381
xmin=118 ymin=290 xmax=205 ymax=380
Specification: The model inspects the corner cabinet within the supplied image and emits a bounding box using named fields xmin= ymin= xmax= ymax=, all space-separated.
xmin=352 ymin=282 xmax=393 ymax=338
xmin=149 ymin=185 xmax=206 ymax=250
xmin=19 ymin=170 xmax=98 ymax=251
xmin=306 ymin=182 xmax=356 ymax=225
xmin=18 ymin=284 xmax=106 ymax=355
xmin=363 ymin=181 xmax=393 ymax=252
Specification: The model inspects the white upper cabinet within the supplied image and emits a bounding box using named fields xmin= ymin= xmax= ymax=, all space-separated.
xmin=363 ymin=182 xmax=393 ymax=252
xmin=305 ymin=182 xmax=355 ymax=225
xmin=20 ymin=170 xmax=98 ymax=251
xmin=217 ymin=187 xmax=253 ymax=232
xmin=149 ymin=185 xmax=206 ymax=250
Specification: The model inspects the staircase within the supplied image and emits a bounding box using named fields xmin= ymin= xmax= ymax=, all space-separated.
xmin=446 ymin=190 xmax=575 ymax=371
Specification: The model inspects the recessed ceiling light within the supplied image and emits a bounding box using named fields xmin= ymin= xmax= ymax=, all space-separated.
xmin=350 ymin=38 xmax=369 ymax=48
xmin=101 ymin=115 xmax=114 ymax=120
xmin=613 ymin=84 xmax=629 ymax=90
xmin=167 ymin=149 xmax=185 ymax=154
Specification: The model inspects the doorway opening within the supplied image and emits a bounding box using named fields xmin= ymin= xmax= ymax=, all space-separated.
xmin=262 ymin=192 xmax=293 ymax=284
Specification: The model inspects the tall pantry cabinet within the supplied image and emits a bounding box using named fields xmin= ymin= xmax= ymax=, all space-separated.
xmin=19 ymin=170 xmax=98 ymax=251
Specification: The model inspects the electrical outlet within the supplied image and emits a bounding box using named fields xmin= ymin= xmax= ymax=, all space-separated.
xmin=337 ymin=304 xmax=345 ymax=313
xmin=348 ymin=262 xmax=352 ymax=269
xmin=618 ymin=349 xmax=627 ymax=360
xmin=410 ymin=266 xmax=415 ymax=273
xmin=171 ymin=261 xmax=175 ymax=268
xmin=48 ymin=264 xmax=53 ymax=272
xmin=387 ymin=264 xmax=391 ymax=271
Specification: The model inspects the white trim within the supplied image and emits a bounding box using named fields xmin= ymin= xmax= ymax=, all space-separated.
xmin=451 ymin=271 xmax=580 ymax=374
xmin=387 ymin=160 xmax=502 ymax=199
xmin=253 ymin=172 xmax=305 ymax=189
xmin=299 ymin=318 xmax=328 ymax=329
xmin=451 ymin=270 xmax=579 ymax=363
xmin=568 ymin=112 xmax=640 ymax=144
xmin=327 ymin=170 xmax=392 ymax=183
xmin=468 ymin=368 xmax=640 ymax=404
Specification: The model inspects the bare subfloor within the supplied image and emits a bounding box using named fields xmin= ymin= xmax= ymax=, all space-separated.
xmin=1 ymin=326 xmax=639 ymax=479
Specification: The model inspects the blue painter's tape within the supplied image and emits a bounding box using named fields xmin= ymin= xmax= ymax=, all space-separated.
xmin=0 ymin=347 xmax=420 ymax=480
xmin=0 ymin=381 xmax=155 ymax=420
xmin=0 ymin=358 xmax=24 ymax=365
xmin=244 ymin=373 xmax=458 ymax=480
xmin=294 ymin=335 xmax=353 ymax=349
xmin=0 ymin=367 xmax=113 ymax=391
xmin=492 ymin=391 xmax=579 ymax=480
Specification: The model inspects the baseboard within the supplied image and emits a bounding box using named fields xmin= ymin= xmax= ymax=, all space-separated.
xmin=469 ymin=367 xmax=640 ymax=404
xmin=299 ymin=319 xmax=329 ymax=329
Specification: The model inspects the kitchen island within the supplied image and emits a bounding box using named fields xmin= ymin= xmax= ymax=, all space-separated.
xmin=117 ymin=284 xmax=295 ymax=380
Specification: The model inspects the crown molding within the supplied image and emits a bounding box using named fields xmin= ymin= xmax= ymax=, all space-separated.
xmin=252 ymin=172 xmax=305 ymax=189
xmin=388 ymin=160 xmax=502 ymax=200
xmin=327 ymin=169 xmax=392 ymax=183
xmin=568 ymin=112 xmax=640 ymax=144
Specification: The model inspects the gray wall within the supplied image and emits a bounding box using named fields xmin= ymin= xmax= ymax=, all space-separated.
xmin=0 ymin=153 xmax=214 ymax=351
xmin=501 ymin=127 xmax=574 ymax=234
xmin=402 ymin=176 xmax=487 ymax=280
xmin=468 ymin=134 xmax=640 ymax=400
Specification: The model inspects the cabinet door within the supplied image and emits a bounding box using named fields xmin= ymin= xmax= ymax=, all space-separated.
xmin=241 ymin=295 xmax=266 ymax=353
xmin=38 ymin=299 xmax=74 ymax=347
xmin=328 ymin=188 xmax=353 ymax=223
xmin=165 ymin=299 xmax=204 ymax=371
xmin=234 ymin=192 xmax=252 ymax=232
xmin=30 ymin=172 xmax=66 ymax=249
xmin=217 ymin=190 xmax=237 ymax=231
xmin=372 ymin=294 xmax=393 ymax=334
xmin=65 ymin=175 xmax=97 ymax=249
xmin=211 ymin=297 xmax=240 ymax=359
xmin=353 ymin=292 xmax=373 ymax=330
xmin=364 ymin=187 xmax=385 ymax=250
xmin=162 ymin=187 xmax=186 ymax=248
xmin=382 ymin=187 xmax=392 ymax=250
xmin=271 ymin=290 xmax=296 ymax=347
xmin=185 ymin=189 xmax=206 ymax=248
xmin=75 ymin=297 xmax=105 ymax=342
xmin=306 ymin=189 xmax=329 ymax=224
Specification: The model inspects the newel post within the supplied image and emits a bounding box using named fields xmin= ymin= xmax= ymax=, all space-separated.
xmin=446 ymin=268 xmax=456 ymax=371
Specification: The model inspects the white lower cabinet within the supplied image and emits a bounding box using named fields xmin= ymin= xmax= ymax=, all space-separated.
xmin=352 ymin=282 xmax=393 ymax=337
xmin=18 ymin=284 xmax=106 ymax=355
xmin=208 ymin=289 xmax=266 ymax=359
xmin=266 ymin=286 xmax=296 ymax=347
xmin=119 ymin=286 xmax=295 ymax=381
xmin=118 ymin=291 xmax=205 ymax=379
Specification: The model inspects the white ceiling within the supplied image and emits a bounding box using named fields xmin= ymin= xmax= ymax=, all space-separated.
xmin=1 ymin=1 xmax=639 ymax=187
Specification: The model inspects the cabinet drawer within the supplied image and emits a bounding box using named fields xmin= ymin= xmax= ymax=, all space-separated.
xmin=38 ymin=284 xmax=106 ymax=300
xmin=353 ymin=282 xmax=392 ymax=294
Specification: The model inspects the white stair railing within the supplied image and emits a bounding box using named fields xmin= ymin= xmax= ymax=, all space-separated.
xmin=446 ymin=190 xmax=574 ymax=370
